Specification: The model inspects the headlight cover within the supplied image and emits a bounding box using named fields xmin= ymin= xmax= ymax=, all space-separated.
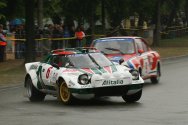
xmin=78 ymin=74 xmax=90 ymax=85
xmin=129 ymin=70 xmax=139 ymax=80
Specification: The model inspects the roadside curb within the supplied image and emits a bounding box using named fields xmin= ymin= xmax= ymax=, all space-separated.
xmin=161 ymin=54 xmax=188 ymax=62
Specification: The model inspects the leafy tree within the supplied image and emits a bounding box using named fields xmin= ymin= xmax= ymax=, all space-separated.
xmin=165 ymin=0 xmax=183 ymax=27
xmin=3 ymin=0 xmax=25 ymax=20
xmin=105 ymin=0 xmax=129 ymax=27
xmin=0 ymin=0 xmax=6 ymax=25
xmin=43 ymin=0 xmax=63 ymax=24
xmin=185 ymin=0 xmax=188 ymax=25
xmin=153 ymin=0 xmax=162 ymax=47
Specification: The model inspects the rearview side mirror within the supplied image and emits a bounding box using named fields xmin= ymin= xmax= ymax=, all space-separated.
xmin=138 ymin=49 xmax=144 ymax=54
xmin=119 ymin=58 xmax=124 ymax=65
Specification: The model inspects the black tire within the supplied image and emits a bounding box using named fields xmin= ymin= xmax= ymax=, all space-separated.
xmin=150 ymin=65 xmax=161 ymax=84
xmin=57 ymin=80 xmax=75 ymax=105
xmin=122 ymin=90 xmax=142 ymax=103
xmin=25 ymin=77 xmax=46 ymax=102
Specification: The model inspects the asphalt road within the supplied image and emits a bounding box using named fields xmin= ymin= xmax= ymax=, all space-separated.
xmin=1 ymin=57 xmax=188 ymax=125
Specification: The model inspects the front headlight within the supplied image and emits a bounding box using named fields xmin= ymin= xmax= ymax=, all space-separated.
xmin=129 ymin=70 xmax=139 ymax=80
xmin=78 ymin=74 xmax=89 ymax=85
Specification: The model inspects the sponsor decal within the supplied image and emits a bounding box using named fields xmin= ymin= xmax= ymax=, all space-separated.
xmin=102 ymin=80 xmax=123 ymax=86
xmin=46 ymin=67 xmax=53 ymax=79
xmin=62 ymin=69 xmax=78 ymax=73
xmin=30 ymin=64 xmax=38 ymax=70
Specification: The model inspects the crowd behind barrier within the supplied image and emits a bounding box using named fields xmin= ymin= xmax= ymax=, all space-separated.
xmin=160 ymin=26 xmax=188 ymax=39
xmin=5 ymin=34 xmax=97 ymax=60
xmin=3 ymin=24 xmax=105 ymax=60
xmin=2 ymin=23 xmax=188 ymax=61
xmin=5 ymin=37 xmax=105 ymax=61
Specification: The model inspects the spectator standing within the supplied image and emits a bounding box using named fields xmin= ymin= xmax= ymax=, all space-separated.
xmin=35 ymin=26 xmax=43 ymax=56
xmin=63 ymin=26 xmax=70 ymax=48
xmin=51 ymin=24 xmax=63 ymax=50
xmin=75 ymin=26 xmax=85 ymax=47
xmin=0 ymin=24 xmax=7 ymax=62
xmin=15 ymin=24 xmax=25 ymax=59
xmin=42 ymin=24 xmax=53 ymax=55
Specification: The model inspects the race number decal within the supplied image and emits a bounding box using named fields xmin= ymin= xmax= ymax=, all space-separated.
xmin=46 ymin=67 xmax=53 ymax=79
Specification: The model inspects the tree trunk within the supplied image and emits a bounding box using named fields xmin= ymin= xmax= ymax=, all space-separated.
xmin=37 ymin=0 xmax=43 ymax=28
xmin=153 ymin=0 xmax=161 ymax=47
xmin=25 ymin=0 xmax=36 ymax=63
xmin=166 ymin=0 xmax=179 ymax=28
xmin=101 ymin=0 xmax=105 ymax=34
xmin=185 ymin=0 xmax=188 ymax=26
xmin=90 ymin=2 xmax=95 ymax=40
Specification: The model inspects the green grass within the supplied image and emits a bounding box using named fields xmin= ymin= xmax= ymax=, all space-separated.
xmin=159 ymin=36 xmax=188 ymax=47
xmin=152 ymin=35 xmax=188 ymax=58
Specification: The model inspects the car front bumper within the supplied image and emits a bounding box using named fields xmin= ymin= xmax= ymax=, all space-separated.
xmin=70 ymin=84 xmax=143 ymax=99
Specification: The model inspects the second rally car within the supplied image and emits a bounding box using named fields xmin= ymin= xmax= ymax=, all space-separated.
xmin=91 ymin=37 xmax=161 ymax=84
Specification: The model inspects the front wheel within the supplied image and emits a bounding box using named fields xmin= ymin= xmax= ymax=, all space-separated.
xmin=25 ymin=77 xmax=46 ymax=102
xmin=150 ymin=65 xmax=161 ymax=84
xmin=122 ymin=90 xmax=142 ymax=103
xmin=57 ymin=80 xmax=75 ymax=105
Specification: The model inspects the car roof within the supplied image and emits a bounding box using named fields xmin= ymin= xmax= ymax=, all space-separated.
xmin=51 ymin=47 xmax=99 ymax=56
xmin=95 ymin=36 xmax=142 ymax=40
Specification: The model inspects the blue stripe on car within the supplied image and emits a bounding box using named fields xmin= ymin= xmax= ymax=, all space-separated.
xmin=95 ymin=38 xmax=133 ymax=43
xmin=127 ymin=61 xmax=134 ymax=69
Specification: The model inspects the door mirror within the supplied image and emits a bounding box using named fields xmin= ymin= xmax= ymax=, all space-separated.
xmin=119 ymin=58 xmax=124 ymax=65
xmin=138 ymin=49 xmax=144 ymax=54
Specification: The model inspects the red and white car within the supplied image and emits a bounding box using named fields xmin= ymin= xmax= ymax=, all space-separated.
xmin=91 ymin=37 xmax=161 ymax=83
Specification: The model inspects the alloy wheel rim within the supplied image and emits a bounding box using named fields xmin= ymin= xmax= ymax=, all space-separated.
xmin=60 ymin=83 xmax=70 ymax=102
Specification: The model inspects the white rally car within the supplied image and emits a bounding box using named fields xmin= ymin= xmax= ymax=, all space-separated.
xmin=24 ymin=48 xmax=144 ymax=104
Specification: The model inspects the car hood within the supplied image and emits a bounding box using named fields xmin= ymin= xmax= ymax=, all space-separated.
xmin=61 ymin=65 xmax=124 ymax=76
xmin=63 ymin=65 xmax=118 ymax=75
xmin=105 ymin=54 xmax=136 ymax=63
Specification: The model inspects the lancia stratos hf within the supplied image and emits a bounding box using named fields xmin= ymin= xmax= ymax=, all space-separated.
xmin=24 ymin=48 xmax=144 ymax=104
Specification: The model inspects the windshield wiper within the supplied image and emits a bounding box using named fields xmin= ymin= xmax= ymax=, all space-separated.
xmin=88 ymin=54 xmax=101 ymax=68
xmin=105 ymin=47 xmax=124 ymax=54
xmin=100 ymin=51 xmax=107 ymax=54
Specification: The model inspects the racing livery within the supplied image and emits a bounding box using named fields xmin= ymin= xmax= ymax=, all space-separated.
xmin=91 ymin=37 xmax=161 ymax=83
xmin=24 ymin=48 xmax=144 ymax=104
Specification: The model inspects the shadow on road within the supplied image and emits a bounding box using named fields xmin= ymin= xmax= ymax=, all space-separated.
xmin=22 ymin=96 xmax=143 ymax=109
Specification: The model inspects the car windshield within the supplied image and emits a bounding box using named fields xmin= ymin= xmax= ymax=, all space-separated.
xmin=68 ymin=53 xmax=113 ymax=68
xmin=89 ymin=53 xmax=113 ymax=67
xmin=94 ymin=38 xmax=135 ymax=54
